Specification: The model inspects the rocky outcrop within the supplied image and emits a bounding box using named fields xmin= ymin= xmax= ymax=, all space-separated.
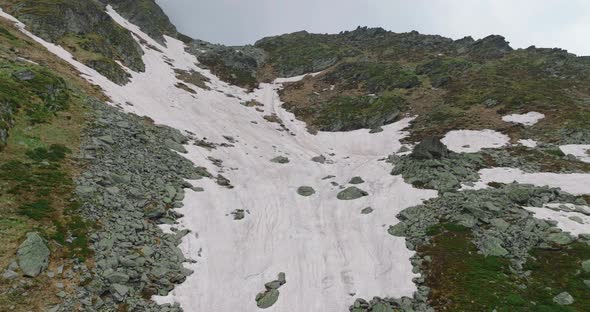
xmin=410 ymin=137 xmax=449 ymax=160
xmin=99 ymin=0 xmax=178 ymax=44
xmin=11 ymin=0 xmax=145 ymax=84
xmin=52 ymin=98 xmax=211 ymax=311
xmin=187 ymin=40 xmax=266 ymax=88
xmin=16 ymin=232 xmax=50 ymax=277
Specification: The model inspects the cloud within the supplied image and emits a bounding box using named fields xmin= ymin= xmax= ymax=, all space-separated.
xmin=156 ymin=0 xmax=590 ymax=55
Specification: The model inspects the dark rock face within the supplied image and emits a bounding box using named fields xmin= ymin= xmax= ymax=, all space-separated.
xmin=410 ymin=137 xmax=450 ymax=160
xmin=12 ymin=0 xmax=145 ymax=84
xmin=99 ymin=0 xmax=178 ymax=44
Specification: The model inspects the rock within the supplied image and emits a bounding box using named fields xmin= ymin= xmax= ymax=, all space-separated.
xmin=277 ymin=272 xmax=286 ymax=284
xmin=337 ymin=187 xmax=368 ymax=200
xmin=480 ymin=235 xmax=508 ymax=257
xmin=164 ymin=138 xmax=187 ymax=153
xmin=2 ymin=270 xmax=18 ymax=280
xmin=311 ymin=155 xmax=326 ymax=163
xmin=348 ymin=176 xmax=365 ymax=184
xmin=361 ymin=207 xmax=374 ymax=214
xmin=16 ymin=232 xmax=50 ymax=277
xmin=582 ymin=259 xmax=590 ymax=272
xmin=553 ymin=292 xmax=574 ymax=305
xmin=546 ymin=232 xmax=574 ymax=245
xmin=568 ymin=216 xmax=584 ymax=224
xmin=410 ymin=137 xmax=449 ymax=160
xmin=256 ymin=289 xmax=280 ymax=309
xmin=297 ymin=186 xmax=316 ymax=196
xmin=231 ymin=209 xmax=245 ymax=220
xmin=490 ymin=218 xmax=510 ymax=231
xmin=265 ymin=280 xmax=282 ymax=290
xmin=371 ymin=303 xmax=393 ymax=312
xmin=216 ymin=174 xmax=232 ymax=187
xmin=369 ymin=127 xmax=384 ymax=134
xmin=584 ymin=280 xmax=590 ymax=288
xmin=12 ymin=69 xmax=36 ymax=81
xmin=111 ymin=284 xmax=129 ymax=301
xmin=105 ymin=271 xmax=130 ymax=284
xmin=97 ymin=135 xmax=115 ymax=145
xmin=388 ymin=223 xmax=407 ymax=237
xmin=270 ymin=156 xmax=290 ymax=164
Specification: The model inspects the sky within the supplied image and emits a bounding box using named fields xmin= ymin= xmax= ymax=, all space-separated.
xmin=156 ymin=0 xmax=590 ymax=56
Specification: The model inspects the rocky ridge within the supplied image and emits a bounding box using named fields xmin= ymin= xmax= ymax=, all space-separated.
xmin=52 ymin=98 xmax=210 ymax=311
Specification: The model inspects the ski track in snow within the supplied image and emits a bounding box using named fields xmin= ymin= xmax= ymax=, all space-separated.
xmin=0 ymin=7 xmax=438 ymax=311
xmin=3 ymin=6 xmax=590 ymax=311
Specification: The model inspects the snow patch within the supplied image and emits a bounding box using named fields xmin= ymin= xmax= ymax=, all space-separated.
xmin=525 ymin=206 xmax=590 ymax=236
xmin=462 ymin=167 xmax=590 ymax=196
xmin=502 ymin=112 xmax=545 ymax=126
xmin=441 ymin=129 xmax=510 ymax=153
xmin=518 ymin=139 xmax=538 ymax=148
xmin=560 ymin=145 xmax=590 ymax=163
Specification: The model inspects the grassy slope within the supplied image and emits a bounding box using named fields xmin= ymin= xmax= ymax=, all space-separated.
xmin=422 ymin=224 xmax=590 ymax=311
xmin=0 ymin=15 xmax=101 ymax=311
xmin=0 ymin=0 xmax=145 ymax=85
xmin=260 ymin=29 xmax=590 ymax=144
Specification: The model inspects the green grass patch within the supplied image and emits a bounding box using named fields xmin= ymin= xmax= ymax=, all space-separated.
xmin=422 ymin=229 xmax=590 ymax=311
xmin=18 ymin=199 xmax=53 ymax=220
xmin=308 ymin=94 xmax=406 ymax=131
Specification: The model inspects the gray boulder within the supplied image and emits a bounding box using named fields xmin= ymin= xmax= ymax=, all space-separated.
xmin=256 ymin=289 xmax=280 ymax=309
xmin=410 ymin=137 xmax=449 ymax=160
xmin=582 ymin=259 xmax=590 ymax=272
xmin=17 ymin=232 xmax=50 ymax=277
xmin=270 ymin=156 xmax=290 ymax=164
xmin=553 ymin=292 xmax=574 ymax=305
xmin=297 ymin=186 xmax=316 ymax=196
xmin=479 ymin=235 xmax=508 ymax=257
xmin=349 ymin=176 xmax=365 ymax=184
xmin=337 ymin=187 xmax=368 ymax=200
xmin=361 ymin=207 xmax=374 ymax=214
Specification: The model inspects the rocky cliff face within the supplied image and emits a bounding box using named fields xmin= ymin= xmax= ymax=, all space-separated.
xmin=7 ymin=0 xmax=145 ymax=84
xmin=99 ymin=0 xmax=178 ymax=44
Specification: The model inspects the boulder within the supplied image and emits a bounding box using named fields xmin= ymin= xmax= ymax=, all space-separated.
xmin=16 ymin=232 xmax=50 ymax=277
xmin=553 ymin=292 xmax=574 ymax=305
xmin=297 ymin=186 xmax=316 ymax=196
xmin=480 ymin=235 xmax=508 ymax=257
xmin=270 ymin=156 xmax=290 ymax=164
xmin=337 ymin=187 xmax=368 ymax=200
xmin=361 ymin=207 xmax=374 ymax=214
xmin=255 ymin=289 xmax=280 ymax=309
xmin=164 ymin=138 xmax=187 ymax=153
xmin=349 ymin=176 xmax=365 ymax=184
xmin=311 ymin=155 xmax=326 ymax=163
xmin=410 ymin=137 xmax=449 ymax=160
xmin=582 ymin=259 xmax=590 ymax=273
xmin=12 ymin=70 xmax=36 ymax=81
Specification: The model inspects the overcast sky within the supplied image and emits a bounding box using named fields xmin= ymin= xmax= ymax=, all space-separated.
xmin=156 ymin=0 xmax=590 ymax=56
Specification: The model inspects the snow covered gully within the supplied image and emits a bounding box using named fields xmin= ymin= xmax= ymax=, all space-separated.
xmin=0 ymin=7 xmax=438 ymax=311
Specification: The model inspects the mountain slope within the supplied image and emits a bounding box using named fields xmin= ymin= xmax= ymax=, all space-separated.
xmin=0 ymin=2 xmax=589 ymax=312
